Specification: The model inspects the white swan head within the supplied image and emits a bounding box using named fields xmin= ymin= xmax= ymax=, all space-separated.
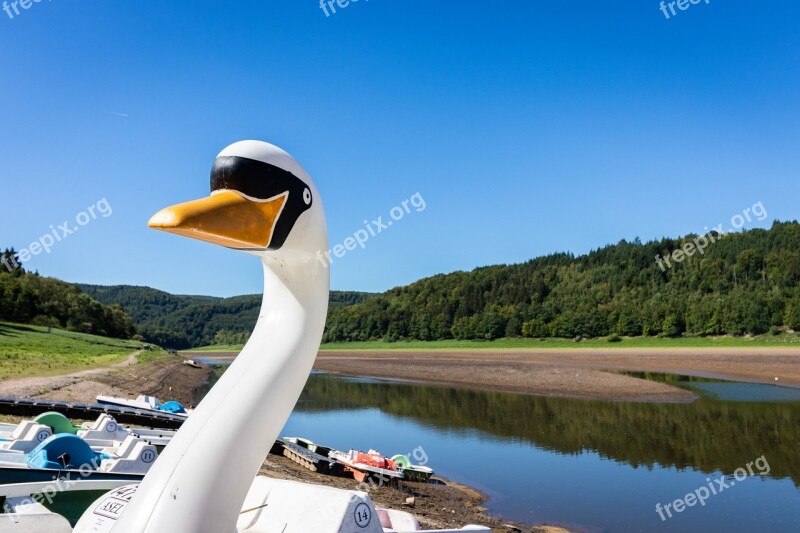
xmin=78 ymin=141 xmax=330 ymax=533
xmin=148 ymin=140 xmax=326 ymax=261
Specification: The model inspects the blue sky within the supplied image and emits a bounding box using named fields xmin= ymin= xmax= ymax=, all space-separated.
xmin=1 ymin=0 xmax=798 ymax=296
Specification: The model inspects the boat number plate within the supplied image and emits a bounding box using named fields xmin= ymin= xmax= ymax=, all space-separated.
xmin=354 ymin=502 xmax=372 ymax=528
xmin=93 ymin=485 xmax=138 ymax=520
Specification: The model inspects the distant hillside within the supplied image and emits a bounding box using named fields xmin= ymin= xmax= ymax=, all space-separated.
xmin=14 ymin=222 xmax=800 ymax=350
xmin=78 ymin=284 xmax=372 ymax=349
xmin=323 ymin=221 xmax=800 ymax=342
xmin=0 ymin=250 xmax=135 ymax=340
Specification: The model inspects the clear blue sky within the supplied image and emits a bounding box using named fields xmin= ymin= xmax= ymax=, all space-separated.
xmin=1 ymin=0 xmax=798 ymax=296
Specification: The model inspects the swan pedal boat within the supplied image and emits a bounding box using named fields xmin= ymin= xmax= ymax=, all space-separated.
xmin=0 ymin=141 xmax=490 ymax=533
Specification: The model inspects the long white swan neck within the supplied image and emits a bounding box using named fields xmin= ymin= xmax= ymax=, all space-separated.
xmin=111 ymin=255 xmax=329 ymax=532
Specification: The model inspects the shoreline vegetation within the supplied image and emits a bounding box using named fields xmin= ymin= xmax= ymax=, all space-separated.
xmin=189 ymin=332 xmax=800 ymax=353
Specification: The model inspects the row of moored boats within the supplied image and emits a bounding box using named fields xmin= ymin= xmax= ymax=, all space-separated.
xmin=0 ymin=410 xmax=174 ymax=484
xmin=0 ymin=410 xmax=434 ymax=490
xmin=278 ymin=437 xmax=434 ymax=484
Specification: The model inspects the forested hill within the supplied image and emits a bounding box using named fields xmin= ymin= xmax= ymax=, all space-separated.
xmin=0 ymin=251 xmax=134 ymax=339
xmin=323 ymin=221 xmax=800 ymax=343
xmin=78 ymin=284 xmax=372 ymax=349
xmin=8 ymin=221 xmax=800 ymax=349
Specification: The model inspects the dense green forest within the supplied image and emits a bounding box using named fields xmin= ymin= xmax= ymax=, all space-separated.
xmin=323 ymin=221 xmax=800 ymax=342
xmin=0 ymin=249 xmax=135 ymax=339
xmin=79 ymin=284 xmax=372 ymax=349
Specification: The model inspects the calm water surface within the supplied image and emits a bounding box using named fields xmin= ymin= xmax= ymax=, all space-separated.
xmin=196 ymin=365 xmax=800 ymax=532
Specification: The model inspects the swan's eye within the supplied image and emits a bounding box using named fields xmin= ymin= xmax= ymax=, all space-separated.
xmin=303 ymin=188 xmax=312 ymax=205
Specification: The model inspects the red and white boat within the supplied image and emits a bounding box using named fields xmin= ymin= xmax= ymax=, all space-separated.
xmin=330 ymin=449 xmax=405 ymax=484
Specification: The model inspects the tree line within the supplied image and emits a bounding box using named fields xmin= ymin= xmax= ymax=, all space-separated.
xmin=7 ymin=221 xmax=800 ymax=348
xmin=0 ymin=248 xmax=135 ymax=339
xmin=323 ymin=221 xmax=800 ymax=342
xmin=79 ymin=283 xmax=373 ymax=348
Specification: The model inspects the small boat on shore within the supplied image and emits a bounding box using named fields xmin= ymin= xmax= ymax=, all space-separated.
xmin=391 ymin=454 xmax=434 ymax=482
xmin=96 ymin=394 xmax=192 ymax=418
xmin=280 ymin=437 xmax=344 ymax=475
xmin=282 ymin=436 xmax=334 ymax=456
xmin=330 ymin=448 xmax=405 ymax=484
xmin=183 ymin=359 xmax=201 ymax=368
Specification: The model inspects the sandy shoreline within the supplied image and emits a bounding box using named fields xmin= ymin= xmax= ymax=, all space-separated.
xmin=316 ymin=357 xmax=698 ymax=402
xmin=309 ymin=347 xmax=800 ymax=400
xmin=197 ymin=346 xmax=800 ymax=401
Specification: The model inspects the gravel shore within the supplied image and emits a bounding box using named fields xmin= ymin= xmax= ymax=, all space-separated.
xmin=0 ymin=353 xmax=211 ymax=407
xmin=261 ymin=453 xmax=567 ymax=533
xmin=303 ymin=347 xmax=800 ymax=401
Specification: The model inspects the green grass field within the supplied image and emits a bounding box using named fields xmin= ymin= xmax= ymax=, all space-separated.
xmin=0 ymin=322 xmax=151 ymax=379
xmin=187 ymin=343 xmax=245 ymax=352
xmin=185 ymin=332 xmax=800 ymax=353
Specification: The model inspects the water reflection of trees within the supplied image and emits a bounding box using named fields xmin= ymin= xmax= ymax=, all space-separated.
xmin=298 ymin=375 xmax=800 ymax=484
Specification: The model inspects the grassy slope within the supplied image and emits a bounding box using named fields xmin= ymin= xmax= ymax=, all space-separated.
xmin=0 ymin=322 xmax=148 ymax=379
xmin=186 ymin=333 xmax=800 ymax=352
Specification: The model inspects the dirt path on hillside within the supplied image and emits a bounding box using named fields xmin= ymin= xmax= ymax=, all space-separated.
xmin=0 ymin=351 xmax=142 ymax=399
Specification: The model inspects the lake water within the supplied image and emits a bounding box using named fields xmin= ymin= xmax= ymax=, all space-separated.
xmin=196 ymin=365 xmax=800 ymax=532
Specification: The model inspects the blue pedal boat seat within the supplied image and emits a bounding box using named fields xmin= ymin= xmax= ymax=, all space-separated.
xmin=158 ymin=400 xmax=187 ymax=414
xmin=25 ymin=434 xmax=104 ymax=471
